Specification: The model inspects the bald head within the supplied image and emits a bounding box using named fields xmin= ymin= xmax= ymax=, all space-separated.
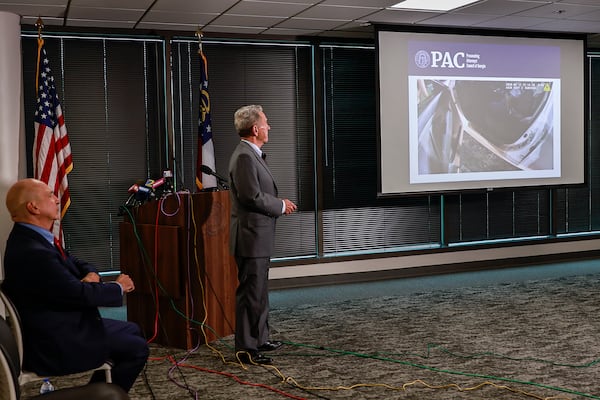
xmin=6 ymin=178 xmax=59 ymax=229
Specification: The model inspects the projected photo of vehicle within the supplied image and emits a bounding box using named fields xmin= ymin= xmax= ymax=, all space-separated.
xmin=414 ymin=78 xmax=557 ymax=178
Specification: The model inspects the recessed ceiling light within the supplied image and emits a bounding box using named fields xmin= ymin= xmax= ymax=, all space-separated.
xmin=390 ymin=0 xmax=481 ymax=12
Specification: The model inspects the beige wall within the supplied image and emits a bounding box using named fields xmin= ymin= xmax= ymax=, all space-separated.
xmin=0 ymin=11 xmax=26 ymax=281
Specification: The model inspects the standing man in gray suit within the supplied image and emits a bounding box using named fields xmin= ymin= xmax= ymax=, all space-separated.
xmin=228 ymin=105 xmax=297 ymax=365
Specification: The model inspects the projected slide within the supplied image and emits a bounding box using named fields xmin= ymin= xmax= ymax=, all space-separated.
xmin=408 ymin=42 xmax=560 ymax=184
xmin=377 ymin=28 xmax=584 ymax=195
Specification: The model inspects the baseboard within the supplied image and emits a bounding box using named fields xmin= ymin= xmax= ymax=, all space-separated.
xmin=268 ymin=238 xmax=600 ymax=289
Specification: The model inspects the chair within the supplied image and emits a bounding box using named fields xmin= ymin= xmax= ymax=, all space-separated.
xmin=0 ymin=316 xmax=128 ymax=400
xmin=0 ymin=289 xmax=112 ymax=386
xmin=0 ymin=313 xmax=19 ymax=400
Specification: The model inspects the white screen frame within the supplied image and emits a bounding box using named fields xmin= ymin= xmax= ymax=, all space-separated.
xmin=377 ymin=26 xmax=586 ymax=196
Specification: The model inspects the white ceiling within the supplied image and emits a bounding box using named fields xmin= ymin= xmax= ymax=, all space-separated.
xmin=0 ymin=0 xmax=599 ymax=44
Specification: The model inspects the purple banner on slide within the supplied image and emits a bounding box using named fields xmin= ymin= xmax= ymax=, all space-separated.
xmin=409 ymin=41 xmax=560 ymax=78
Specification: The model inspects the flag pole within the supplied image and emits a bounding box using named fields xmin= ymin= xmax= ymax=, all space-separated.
xmin=32 ymin=19 xmax=74 ymax=242
xmin=195 ymin=27 xmax=203 ymax=55
xmin=195 ymin=27 xmax=217 ymax=191
xmin=195 ymin=27 xmax=214 ymax=190
xmin=35 ymin=16 xmax=44 ymax=38
xmin=35 ymin=17 xmax=44 ymax=96
xmin=195 ymin=27 xmax=205 ymax=190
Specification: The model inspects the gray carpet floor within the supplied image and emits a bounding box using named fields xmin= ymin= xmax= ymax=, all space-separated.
xmin=20 ymin=267 xmax=600 ymax=400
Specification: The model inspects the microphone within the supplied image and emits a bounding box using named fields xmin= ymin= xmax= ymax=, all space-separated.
xmin=148 ymin=177 xmax=165 ymax=189
xmin=128 ymin=182 xmax=154 ymax=202
xmin=121 ymin=170 xmax=176 ymax=212
xmin=121 ymin=183 xmax=153 ymax=211
xmin=154 ymin=170 xmax=174 ymax=194
xmin=201 ymin=165 xmax=229 ymax=189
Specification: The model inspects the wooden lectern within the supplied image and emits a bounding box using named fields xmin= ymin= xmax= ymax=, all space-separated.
xmin=120 ymin=190 xmax=237 ymax=349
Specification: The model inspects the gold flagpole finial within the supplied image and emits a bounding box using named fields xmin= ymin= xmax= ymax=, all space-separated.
xmin=35 ymin=17 xmax=44 ymax=39
xmin=195 ymin=27 xmax=203 ymax=53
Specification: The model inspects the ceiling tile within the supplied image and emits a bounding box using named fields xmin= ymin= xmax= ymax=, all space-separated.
xmin=421 ymin=12 xmax=502 ymax=27
xmin=72 ymin=0 xmax=152 ymax=8
xmin=528 ymin=17 xmax=600 ymax=32
xmin=321 ymin=0 xmax=397 ymax=6
xmin=210 ymin=14 xmax=286 ymax=27
xmin=294 ymin=5 xmax=380 ymax=20
xmin=555 ymin=0 xmax=600 ymax=5
xmin=251 ymin=0 xmax=315 ymax=3
xmin=472 ymin=14 xmax=555 ymax=29
xmin=276 ymin=17 xmax=350 ymax=30
xmin=142 ymin=11 xmax=217 ymax=25
xmin=65 ymin=18 xmax=136 ymax=28
xmin=202 ymin=24 xmax=267 ymax=34
xmin=367 ymin=9 xmax=442 ymax=25
xmin=458 ymin=0 xmax=547 ymax=15
xmin=227 ymin=0 xmax=311 ymax=17
xmin=0 ymin=0 xmax=67 ymax=5
xmin=514 ymin=2 xmax=597 ymax=19
xmin=334 ymin=20 xmax=374 ymax=30
xmin=263 ymin=27 xmax=324 ymax=35
xmin=566 ymin=9 xmax=600 ymax=21
xmin=68 ymin=7 xmax=146 ymax=21
xmin=136 ymin=21 xmax=201 ymax=31
xmin=151 ymin=0 xmax=237 ymax=13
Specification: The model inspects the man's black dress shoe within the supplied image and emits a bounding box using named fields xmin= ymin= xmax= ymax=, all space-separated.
xmin=258 ymin=340 xmax=284 ymax=352
xmin=237 ymin=351 xmax=273 ymax=365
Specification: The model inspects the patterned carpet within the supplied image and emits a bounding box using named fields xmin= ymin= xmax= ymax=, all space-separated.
xmin=20 ymin=272 xmax=600 ymax=400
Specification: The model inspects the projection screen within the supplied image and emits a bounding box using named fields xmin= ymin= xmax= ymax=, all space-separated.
xmin=377 ymin=26 xmax=586 ymax=195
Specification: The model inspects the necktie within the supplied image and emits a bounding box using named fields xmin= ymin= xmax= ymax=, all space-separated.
xmin=54 ymin=237 xmax=66 ymax=260
xmin=261 ymin=152 xmax=267 ymax=161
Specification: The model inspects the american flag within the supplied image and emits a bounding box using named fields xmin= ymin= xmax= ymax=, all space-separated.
xmin=196 ymin=48 xmax=217 ymax=190
xmin=33 ymin=40 xmax=73 ymax=235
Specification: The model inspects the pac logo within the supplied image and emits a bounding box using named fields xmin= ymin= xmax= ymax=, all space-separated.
xmin=415 ymin=50 xmax=467 ymax=69
xmin=414 ymin=50 xmax=430 ymax=68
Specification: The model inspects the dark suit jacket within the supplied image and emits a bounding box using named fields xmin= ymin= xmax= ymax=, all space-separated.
xmin=228 ymin=141 xmax=283 ymax=258
xmin=1 ymin=223 xmax=123 ymax=376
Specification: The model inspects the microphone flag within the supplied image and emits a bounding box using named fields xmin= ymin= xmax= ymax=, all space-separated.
xmin=196 ymin=43 xmax=217 ymax=190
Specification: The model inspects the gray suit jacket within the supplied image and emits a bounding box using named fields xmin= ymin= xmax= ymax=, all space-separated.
xmin=228 ymin=141 xmax=283 ymax=257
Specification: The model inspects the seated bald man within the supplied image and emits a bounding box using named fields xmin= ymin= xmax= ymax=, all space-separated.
xmin=1 ymin=178 xmax=149 ymax=392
